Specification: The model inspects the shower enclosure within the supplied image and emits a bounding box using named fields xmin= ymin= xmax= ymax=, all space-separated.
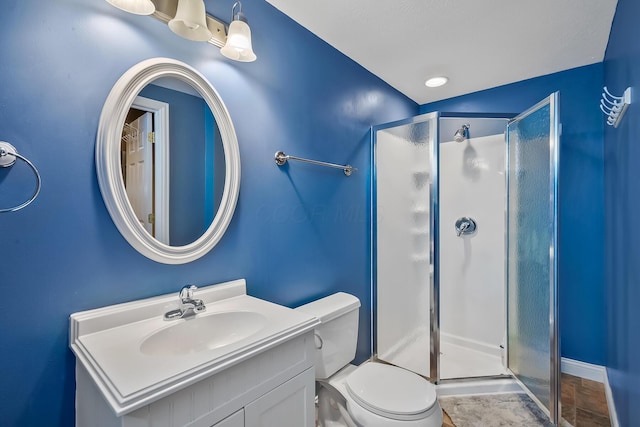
xmin=372 ymin=94 xmax=560 ymax=424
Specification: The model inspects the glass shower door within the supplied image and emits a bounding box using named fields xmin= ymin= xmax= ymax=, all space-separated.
xmin=506 ymin=93 xmax=560 ymax=424
xmin=373 ymin=113 xmax=439 ymax=380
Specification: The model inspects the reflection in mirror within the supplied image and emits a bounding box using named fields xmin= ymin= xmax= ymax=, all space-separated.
xmin=120 ymin=78 xmax=226 ymax=246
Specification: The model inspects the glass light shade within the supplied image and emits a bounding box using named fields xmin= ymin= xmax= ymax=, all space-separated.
xmin=106 ymin=0 xmax=156 ymax=15
xmin=220 ymin=20 xmax=257 ymax=62
xmin=168 ymin=0 xmax=212 ymax=42
xmin=425 ymin=76 xmax=448 ymax=87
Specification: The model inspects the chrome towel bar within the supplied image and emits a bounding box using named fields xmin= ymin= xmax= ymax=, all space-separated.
xmin=274 ymin=151 xmax=357 ymax=176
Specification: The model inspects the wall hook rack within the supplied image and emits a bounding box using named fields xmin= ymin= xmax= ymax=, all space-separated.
xmin=600 ymin=86 xmax=632 ymax=127
xmin=275 ymin=151 xmax=356 ymax=176
xmin=0 ymin=141 xmax=41 ymax=213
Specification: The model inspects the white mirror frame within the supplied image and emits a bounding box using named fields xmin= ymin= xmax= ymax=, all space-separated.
xmin=96 ymin=58 xmax=241 ymax=264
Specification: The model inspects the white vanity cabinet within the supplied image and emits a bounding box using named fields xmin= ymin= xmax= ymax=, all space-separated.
xmin=76 ymin=332 xmax=316 ymax=427
xmin=212 ymin=410 xmax=244 ymax=427
xmin=244 ymin=366 xmax=315 ymax=427
xmin=70 ymin=280 xmax=319 ymax=427
xmin=211 ymin=365 xmax=315 ymax=427
xmin=210 ymin=363 xmax=315 ymax=427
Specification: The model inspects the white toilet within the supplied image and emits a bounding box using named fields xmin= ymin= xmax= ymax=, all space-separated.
xmin=296 ymin=292 xmax=443 ymax=427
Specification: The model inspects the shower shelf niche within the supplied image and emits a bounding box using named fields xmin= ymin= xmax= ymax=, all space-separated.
xmin=410 ymin=228 xmax=429 ymax=235
xmin=412 ymin=171 xmax=430 ymax=188
xmin=411 ymin=254 xmax=430 ymax=263
xmin=411 ymin=206 xmax=429 ymax=213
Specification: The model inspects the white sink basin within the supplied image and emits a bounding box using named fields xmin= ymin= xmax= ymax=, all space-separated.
xmin=70 ymin=279 xmax=319 ymax=415
xmin=140 ymin=311 xmax=267 ymax=356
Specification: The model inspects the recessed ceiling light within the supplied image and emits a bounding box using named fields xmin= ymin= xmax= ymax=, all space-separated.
xmin=425 ymin=76 xmax=448 ymax=88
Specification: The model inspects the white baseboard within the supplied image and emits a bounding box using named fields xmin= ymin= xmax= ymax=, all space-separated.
xmin=603 ymin=369 xmax=620 ymax=427
xmin=561 ymin=357 xmax=605 ymax=382
xmin=561 ymin=358 xmax=619 ymax=427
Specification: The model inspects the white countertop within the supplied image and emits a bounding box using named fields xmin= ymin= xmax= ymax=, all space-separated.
xmin=69 ymin=279 xmax=318 ymax=416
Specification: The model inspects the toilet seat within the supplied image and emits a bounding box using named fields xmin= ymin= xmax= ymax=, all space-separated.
xmin=345 ymin=363 xmax=437 ymax=422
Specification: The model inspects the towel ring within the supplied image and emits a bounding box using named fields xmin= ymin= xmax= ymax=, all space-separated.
xmin=0 ymin=141 xmax=41 ymax=213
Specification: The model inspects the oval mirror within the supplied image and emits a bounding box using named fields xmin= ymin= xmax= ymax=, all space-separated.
xmin=96 ymin=58 xmax=241 ymax=264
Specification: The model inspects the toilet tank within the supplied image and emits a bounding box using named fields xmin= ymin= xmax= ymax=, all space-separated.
xmin=295 ymin=292 xmax=361 ymax=379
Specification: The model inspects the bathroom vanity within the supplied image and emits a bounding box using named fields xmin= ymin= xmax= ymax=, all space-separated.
xmin=70 ymin=279 xmax=318 ymax=427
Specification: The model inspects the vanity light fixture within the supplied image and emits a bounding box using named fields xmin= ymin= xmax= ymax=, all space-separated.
xmin=104 ymin=0 xmax=257 ymax=62
xmin=220 ymin=2 xmax=257 ymax=62
xmin=425 ymin=76 xmax=449 ymax=88
xmin=106 ymin=0 xmax=156 ymax=15
xmin=169 ymin=0 xmax=212 ymax=42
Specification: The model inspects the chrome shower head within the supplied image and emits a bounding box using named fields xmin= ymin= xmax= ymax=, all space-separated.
xmin=454 ymin=124 xmax=470 ymax=142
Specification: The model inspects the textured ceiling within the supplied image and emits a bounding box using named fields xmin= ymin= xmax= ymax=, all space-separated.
xmin=265 ymin=0 xmax=618 ymax=105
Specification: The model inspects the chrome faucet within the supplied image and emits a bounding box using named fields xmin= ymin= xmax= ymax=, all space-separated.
xmin=164 ymin=285 xmax=206 ymax=320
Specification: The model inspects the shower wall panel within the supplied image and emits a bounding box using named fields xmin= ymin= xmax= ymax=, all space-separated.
xmin=439 ymin=132 xmax=506 ymax=359
xmin=375 ymin=118 xmax=435 ymax=378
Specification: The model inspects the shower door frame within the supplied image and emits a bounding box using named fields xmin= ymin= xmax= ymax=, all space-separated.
xmin=371 ymin=112 xmax=441 ymax=382
xmin=505 ymin=92 xmax=561 ymax=425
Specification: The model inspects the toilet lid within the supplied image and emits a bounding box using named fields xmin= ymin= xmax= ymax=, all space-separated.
xmin=345 ymin=363 xmax=437 ymax=420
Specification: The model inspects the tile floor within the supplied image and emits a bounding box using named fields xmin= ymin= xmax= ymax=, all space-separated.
xmin=443 ymin=409 xmax=456 ymax=427
xmin=561 ymin=373 xmax=611 ymax=427
xmin=441 ymin=373 xmax=611 ymax=427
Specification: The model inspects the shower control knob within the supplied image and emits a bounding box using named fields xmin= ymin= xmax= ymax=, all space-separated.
xmin=455 ymin=217 xmax=477 ymax=237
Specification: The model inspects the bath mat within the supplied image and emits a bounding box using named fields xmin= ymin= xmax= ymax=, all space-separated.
xmin=439 ymin=393 xmax=555 ymax=427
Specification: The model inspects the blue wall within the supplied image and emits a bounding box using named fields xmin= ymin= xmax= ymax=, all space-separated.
xmin=420 ymin=63 xmax=606 ymax=366
xmin=0 ymin=0 xmax=416 ymax=424
xmin=603 ymin=0 xmax=640 ymax=425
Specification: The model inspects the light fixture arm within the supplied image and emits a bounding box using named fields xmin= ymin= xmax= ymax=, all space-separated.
xmin=220 ymin=0 xmax=257 ymax=62
xmin=231 ymin=2 xmax=247 ymax=23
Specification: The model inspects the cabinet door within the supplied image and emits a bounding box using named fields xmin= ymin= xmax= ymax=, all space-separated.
xmin=212 ymin=409 xmax=244 ymax=427
xmin=245 ymin=368 xmax=315 ymax=427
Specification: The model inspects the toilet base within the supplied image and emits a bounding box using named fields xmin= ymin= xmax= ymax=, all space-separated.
xmin=317 ymin=384 xmax=357 ymax=427
xmin=317 ymin=364 xmax=443 ymax=427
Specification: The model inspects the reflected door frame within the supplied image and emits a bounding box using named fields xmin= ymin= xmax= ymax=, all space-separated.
xmin=132 ymin=96 xmax=170 ymax=244
xmin=124 ymin=112 xmax=153 ymax=234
